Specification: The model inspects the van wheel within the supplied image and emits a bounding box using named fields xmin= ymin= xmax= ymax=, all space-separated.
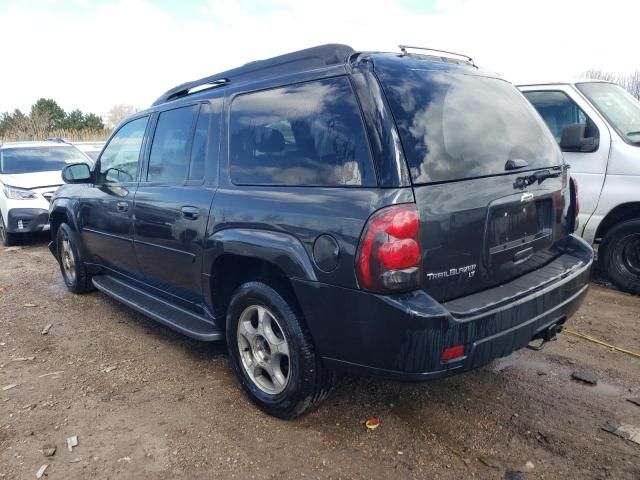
xmin=0 ymin=215 xmax=17 ymax=247
xmin=226 ymin=281 xmax=335 ymax=418
xmin=599 ymin=219 xmax=640 ymax=294
xmin=57 ymin=223 xmax=94 ymax=294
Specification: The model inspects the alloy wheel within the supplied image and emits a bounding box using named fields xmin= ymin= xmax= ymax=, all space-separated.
xmin=236 ymin=305 xmax=291 ymax=395
xmin=61 ymin=236 xmax=76 ymax=283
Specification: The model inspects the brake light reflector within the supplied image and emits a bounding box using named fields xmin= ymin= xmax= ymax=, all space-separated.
xmin=441 ymin=345 xmax=465 ymax=361
xmin=571 ymin=177 xmax=580 ymax=216
xmin=356 ymin=204 xmax=422 ymax=293
xmin=378 ymin=238 xmax=420 ymax=269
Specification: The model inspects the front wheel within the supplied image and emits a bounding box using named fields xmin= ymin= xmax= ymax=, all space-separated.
xmin=226 ymin=281 xmax=334 ymax=418
xmin=0 ymin=214 xmax=17 ymax=247
xmin=599 ymin=219 xmax=640 ymax=294
xmin=56 ymin=223 xmax=94 ymax=293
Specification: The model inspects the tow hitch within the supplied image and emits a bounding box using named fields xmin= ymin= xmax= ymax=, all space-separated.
xmin=527 ymin=322 xmax=564 ymax=351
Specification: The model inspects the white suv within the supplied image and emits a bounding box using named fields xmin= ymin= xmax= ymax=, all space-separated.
xmin=0 ymin=140 xmax=92 ymax=246
xmin=519 ymin=80 xmax=640 ymax=294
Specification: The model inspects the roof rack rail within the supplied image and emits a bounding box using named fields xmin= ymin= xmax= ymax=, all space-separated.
xmin=152 ymin=43 xmax=355 ymax=106
xmin=398 ymin=45 xmax=476 ymax=67
xmin=45 ymin=137 xmax=71 ymax=144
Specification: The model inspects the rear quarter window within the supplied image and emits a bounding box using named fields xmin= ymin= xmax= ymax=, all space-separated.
xmin=229 ymin=76 xmax=376 ymax=187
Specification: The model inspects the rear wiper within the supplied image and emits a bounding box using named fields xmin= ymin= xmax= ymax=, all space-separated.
xmin=505 ymin=158 xmax=529 ymax=170
xmin=513 ymin=168 xmax=562 ymax=189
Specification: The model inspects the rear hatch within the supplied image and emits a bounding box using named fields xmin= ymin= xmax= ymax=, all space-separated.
xmin=375 ymin=58 xmax=572 ymax=302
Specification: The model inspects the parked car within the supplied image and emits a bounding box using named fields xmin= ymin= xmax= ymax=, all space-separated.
xmin=519 ymin=81 xmax=640 ymax=293
xmin=49 ymin=44 xmax=593 ymax=418
xmin=73 ymin=141 xmax=105 ymax=161
xmin=0 ymin=139 xmax=92 ymax=246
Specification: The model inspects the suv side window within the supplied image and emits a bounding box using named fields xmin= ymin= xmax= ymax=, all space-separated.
xmin=98 ymin=116 xmax=149 ymax=184
xmin=147 ymin=105 xmax=199 ymax=183
xmin=229 ymin=76 xmax=375 ymax=187
xmin=523 ymin=90 xmax=596 ymax=143
xmin=188 ymin=103 xmax=211 ymax=182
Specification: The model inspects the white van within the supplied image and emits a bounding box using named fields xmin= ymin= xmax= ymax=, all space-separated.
xmin=519 ymin=81 xmax=640 ymax=294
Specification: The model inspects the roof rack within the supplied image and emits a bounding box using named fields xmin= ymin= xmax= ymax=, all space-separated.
xmin=152 ymin=43 xmax=355 ymax=106
xmin=398 ymin=45 xmax=476 ymax=67
xmin=45 ymin=137 xmax=71 ymax=144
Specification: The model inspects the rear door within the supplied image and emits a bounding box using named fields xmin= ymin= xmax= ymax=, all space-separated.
xmin=133 ymin=100 xmax=220 ymax=308
xmin=376 ymin=65 xmax=571 ymax=302
xmin=521 ymin=86 xmax=610 ymax=230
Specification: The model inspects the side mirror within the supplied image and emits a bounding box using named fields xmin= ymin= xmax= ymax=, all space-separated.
xmin=560 ymin=123 xmax=599 ymax=153
xmin=62 ymin=163 xmax=92 ymax=184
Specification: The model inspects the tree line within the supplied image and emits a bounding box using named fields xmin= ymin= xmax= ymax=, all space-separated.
xmin=583 ymin=69 xmax=640 ymax=99
xmin=0 ymin=98 xmax=107 ymax=141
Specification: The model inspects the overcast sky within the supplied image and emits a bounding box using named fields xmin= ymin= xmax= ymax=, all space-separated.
xmin=0 ymin=0 xmax=637 ymax=117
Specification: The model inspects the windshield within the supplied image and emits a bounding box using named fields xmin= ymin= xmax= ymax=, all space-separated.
xmin=377 ymin=70 xmax=562 ymax=184
xmin=0 ymin=146 xmax=90 ymax=174
xmin=577 ymin=82 xmax=640 ymax=146
xmin=83 ymin=150 xmax=100 ymax=161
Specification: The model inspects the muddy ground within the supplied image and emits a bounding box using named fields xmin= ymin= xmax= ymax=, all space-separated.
xmin=1 ymin=236 xmax=639 ymax=480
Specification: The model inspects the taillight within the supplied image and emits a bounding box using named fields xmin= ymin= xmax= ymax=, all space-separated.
xmin=356 ymin=204 xmax=422 ymax=293
xmin=571 ymin=177 xmax=580 ymax=216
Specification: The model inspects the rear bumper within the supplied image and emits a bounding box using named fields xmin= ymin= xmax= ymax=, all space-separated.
xmin=6 ymin=208 xmax=49 ymax=233
xmin=293 ymin=235 xmax=593 ymax=381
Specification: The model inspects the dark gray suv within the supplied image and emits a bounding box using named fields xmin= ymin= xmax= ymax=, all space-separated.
xmin=49 ymin=44 xmax=593 ymax=418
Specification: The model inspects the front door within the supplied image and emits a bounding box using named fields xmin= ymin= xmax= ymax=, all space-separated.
xmin=80 ymin=116 xmax=149 ymax=276
xmin=521 ymin=87 xmax=611 ymax=231
xmin=133 ymin=101 xmax=219 ymax=308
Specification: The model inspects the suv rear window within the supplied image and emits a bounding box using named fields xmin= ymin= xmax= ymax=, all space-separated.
xmin=229 ymin=76 xmax=375 ymax=187
xmin=378 ymin=70 xmax=561 ymax=184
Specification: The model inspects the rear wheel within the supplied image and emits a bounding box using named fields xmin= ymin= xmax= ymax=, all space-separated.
xmin=0 ymin=214 xmax=17 ymax=247
xmin=599 ymin=219 xmax=640 ymax=294
xmin=56 ymin=223 xmax=94 ymax=293
xmin=226 ymin=281 xmax=334 ymax=418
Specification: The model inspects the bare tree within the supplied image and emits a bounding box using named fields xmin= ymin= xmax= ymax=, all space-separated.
xmin=2 ymin=109 xmax=51 ymax=140
xmin=106 ymin=104 xmax=137 ymax=129
xmin=582 ymin=69 xmax=640 ymax=100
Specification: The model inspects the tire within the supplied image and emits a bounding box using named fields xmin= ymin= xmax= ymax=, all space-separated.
xmin=599 ymin=219 xmax=640 ymax=294
xmin=226 ymin=281 xmax=335 ymax=418
xmin=56 ymin=223 xmax=94 ymax=294
xmin=0 ymin=214 xmax=18 ymax=247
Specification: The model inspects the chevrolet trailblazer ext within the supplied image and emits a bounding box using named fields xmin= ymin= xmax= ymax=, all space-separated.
xmin=48 ymin=45 xmax=593 ymax=418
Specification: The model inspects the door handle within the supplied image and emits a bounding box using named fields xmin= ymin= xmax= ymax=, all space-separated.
xmin=181 ymin=206 xmax=199 ymax=220
xmin=116 ymin=201 xmax=129 ymax=213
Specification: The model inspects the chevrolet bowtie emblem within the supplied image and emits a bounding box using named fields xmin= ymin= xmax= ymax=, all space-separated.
xmin=520 ymin=192 xmax=534 ymax=203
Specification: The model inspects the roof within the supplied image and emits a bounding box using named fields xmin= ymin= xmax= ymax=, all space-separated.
xmin=364 ymin=51 xmax=495 ymax=79
xmin=0 ymin=140 xmax=78 ymax=150
xmin=517 ymin=78 xmax=615 ymax=88
xmin=152 ymin=43 xmax=355 ymax=106
xmin=151 ymin=43 xmax=482 ymax=108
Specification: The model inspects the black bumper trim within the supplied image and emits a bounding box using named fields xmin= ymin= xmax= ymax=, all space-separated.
xmin=293 ymin=235 xmax=594 ymax=380
xmin=6 ymin=208 xmax=49 ymax=233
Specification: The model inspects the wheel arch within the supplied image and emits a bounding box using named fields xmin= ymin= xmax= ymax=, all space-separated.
xmin=49 ymin=199 xmax=82 ymax=256
xmin=595 ymin=202 xmax=640 ymax=242
xmin=204 ymin=228 xmax=317 ymax=326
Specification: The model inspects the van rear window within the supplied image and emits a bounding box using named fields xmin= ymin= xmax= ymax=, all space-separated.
xmin=377 ymin=70 xmax=561 ymax=184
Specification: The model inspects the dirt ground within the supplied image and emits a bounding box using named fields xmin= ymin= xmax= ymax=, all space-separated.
xmin=1 ymin=236 xmax=639 ymax=480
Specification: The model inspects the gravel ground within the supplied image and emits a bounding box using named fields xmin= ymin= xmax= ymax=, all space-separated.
xmin=1 ymin=236 xmax=639 ymax=480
